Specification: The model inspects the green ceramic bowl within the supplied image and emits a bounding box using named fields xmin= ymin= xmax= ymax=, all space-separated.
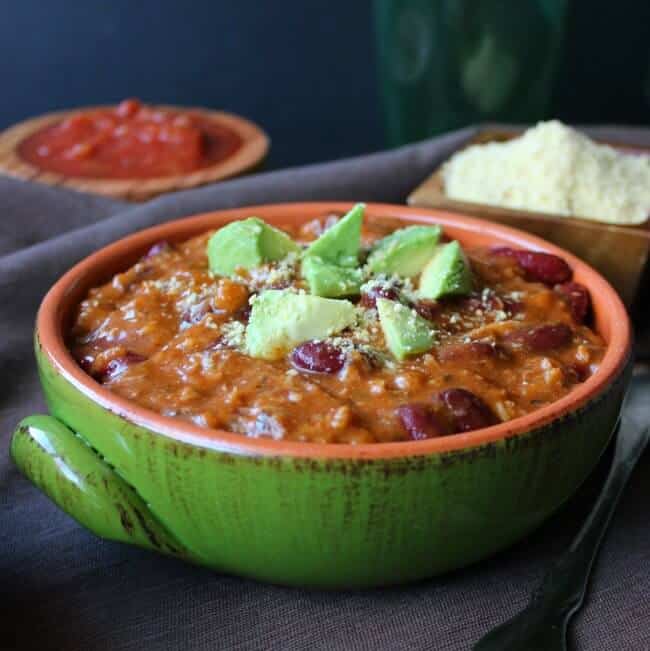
xmin=11 ymin=203 xmax=632 ymax=588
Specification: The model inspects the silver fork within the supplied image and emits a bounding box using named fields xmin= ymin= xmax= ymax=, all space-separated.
xmin=473 ymin=375 xmax=650 ymax=651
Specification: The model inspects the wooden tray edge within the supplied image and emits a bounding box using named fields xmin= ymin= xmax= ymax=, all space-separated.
xmin=407 ymin=128 xmax=650 ymax=308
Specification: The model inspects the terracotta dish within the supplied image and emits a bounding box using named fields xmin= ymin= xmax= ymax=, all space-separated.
xmin=0 ymin=100 xmax=269 ymax=201
xmin=11 ymin=203 xmax=632 ymax=588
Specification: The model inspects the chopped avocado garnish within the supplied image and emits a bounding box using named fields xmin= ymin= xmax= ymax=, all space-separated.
xmin=419 ymin=240 xmax=473 ymax=300
xmin=304 ymin=203 xmax=365 ymax=267
xmin=302 ymin=257 xmax=363 ymax=298
xmin=366 ymin=225 xmax=441 ymax=277
xmin=376 ymin=298 xmax=435 ymax=360
xmin=207 ymin=218 xmax=300 ymax=278
xmin=245 ymin=290 xmax=356 ymax=360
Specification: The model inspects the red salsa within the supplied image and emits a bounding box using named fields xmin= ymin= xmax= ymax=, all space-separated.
xmin=18 ymin=99 xmax=243 ymax=179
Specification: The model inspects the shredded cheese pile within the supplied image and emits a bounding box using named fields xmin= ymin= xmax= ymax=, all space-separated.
xmin=442 ymin=120 xmax=650 ymax=225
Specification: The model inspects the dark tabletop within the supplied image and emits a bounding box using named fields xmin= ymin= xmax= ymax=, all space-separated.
xmin=1 ymin=127 xmax=649 ymax=650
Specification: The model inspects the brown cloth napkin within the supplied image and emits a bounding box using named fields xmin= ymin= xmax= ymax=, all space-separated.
xmin=1 ymin=127 xmax=649 ymax=651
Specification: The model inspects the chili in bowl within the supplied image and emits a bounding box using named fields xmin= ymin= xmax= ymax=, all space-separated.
xmin=11 ymin=203 xmax=632 ymax=588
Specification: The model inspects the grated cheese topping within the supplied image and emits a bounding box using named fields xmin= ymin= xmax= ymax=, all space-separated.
xmin=443 ymin=120 xmax=650 ymax=225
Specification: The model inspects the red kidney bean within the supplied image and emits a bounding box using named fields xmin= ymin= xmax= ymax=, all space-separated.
xmin=290 ymin=341 xmax=346 ymax=374
xmin=397 ymin=404 xmax=448 ymax=440
xmin=515 ymin=251 xmax=572 ymax=285
xmin=235 ymin=303 xmax=252 ymax=323
xmin=504 ymin=323 xmax=573 ymax=352
xmin=501 ymin=297 xmax=523 ymax=316
xmin=411 ymin=299 xmax=439 ymax=321
xmin=95 ymin=351 xmax=146 ymax=383
xmin=439 ymin=388 xmax=499 ymax=432
xmin=566 ymin=362 xmax=589 ymax=383
xmin=555 ymin=282 xmax=591 ymax=324
xmin=484 ymin=292 xmax=504 ymax=311
xmin=456 ymin=294 xmax=483 ymax=312
xmin=492 ymin=247 xmax=572 ymax=286
xmin=359 ymin=283 xmax=401 ymax=309
xmin=437 ymin=341 xmax=498 ymax=362
xmin=78 ymin=355 xmax=94 ymax=374
xmin=451 ymin=293 xmax=518 ymax=322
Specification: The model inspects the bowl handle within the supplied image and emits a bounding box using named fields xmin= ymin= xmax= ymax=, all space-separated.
xmin=11 ymin=415 xmax=189 ymax=559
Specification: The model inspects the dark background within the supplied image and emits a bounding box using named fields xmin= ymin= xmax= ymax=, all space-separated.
xmin=1 ymin=0 xmax=649 ymax=168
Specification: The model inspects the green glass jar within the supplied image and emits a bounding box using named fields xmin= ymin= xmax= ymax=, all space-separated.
xmin=374 ymin=0 xmax=568 ymax=146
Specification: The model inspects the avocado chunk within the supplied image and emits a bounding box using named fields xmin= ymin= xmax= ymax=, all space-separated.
xmin=207 ymin=218 xmax=300 ymax=277
xmin=245 ymin=290 xmax=356 ymax=360
xmin=302 ymin=257 xmax=363 ymax=298
xmin=376 ymin=298 xmax=435 ymax=360
xmin=366 ymin=225 xmax=441 ymax=277
xmin=419 ymin=240 xmax=473 ymax=300
xmin=304 ymin=203 xmax=365 ymax=267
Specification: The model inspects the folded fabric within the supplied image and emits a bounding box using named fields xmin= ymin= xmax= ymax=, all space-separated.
xmin=1 ymin=125 xmax=648 ymax=651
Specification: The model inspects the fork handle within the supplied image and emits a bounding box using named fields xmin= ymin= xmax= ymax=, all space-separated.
xmin=474 ymin=417 xmax=649 ymax=651
xmin=531 ymin=417 xmax=649 ymax=617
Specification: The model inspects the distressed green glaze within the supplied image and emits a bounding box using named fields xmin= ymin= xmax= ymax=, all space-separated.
xmin=10 ymin=336 xmax=630 ymax=588
xmin=11 ymin=415 xmax=190 ymax=560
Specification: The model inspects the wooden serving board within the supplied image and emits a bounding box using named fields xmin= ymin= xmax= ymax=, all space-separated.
xmin=0 ymin=105 xmax=269 ymax=201
xmin=408 ymin=128 xmax=650 ymax=309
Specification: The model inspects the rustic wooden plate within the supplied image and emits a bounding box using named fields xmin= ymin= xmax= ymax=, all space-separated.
xmin=408 ymin=128 xmax=650 ymax=309
xmin=0 ymin=104 xmax=269 ymax=201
